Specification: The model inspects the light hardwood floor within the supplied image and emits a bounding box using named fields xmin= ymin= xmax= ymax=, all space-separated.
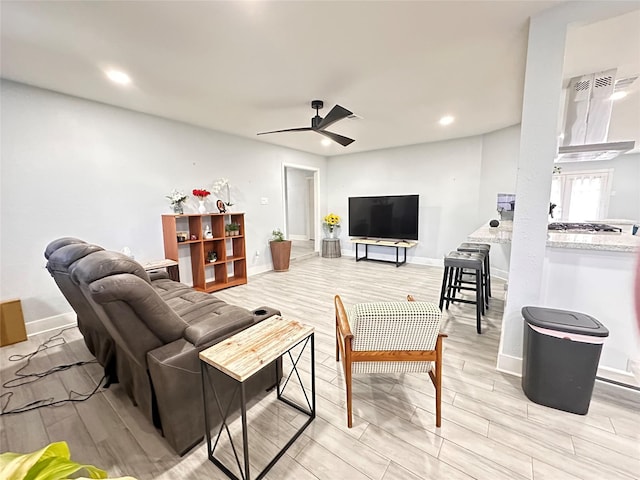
xmin=1 ymin=256 xmax=639 ymax=479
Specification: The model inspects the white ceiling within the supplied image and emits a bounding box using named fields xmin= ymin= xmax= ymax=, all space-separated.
xmin=1 ymin=1 xmax=638 ymax=157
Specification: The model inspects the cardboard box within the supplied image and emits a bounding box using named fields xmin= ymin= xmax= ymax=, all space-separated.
xmin=1 ymin=299 xmax=28 ymax=346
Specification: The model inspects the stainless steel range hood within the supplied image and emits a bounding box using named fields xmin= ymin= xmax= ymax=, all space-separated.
xmin=556 ymin=69 xmax=635 ymax=162
xmin=557 ymin=140 xmax=635 ymax=162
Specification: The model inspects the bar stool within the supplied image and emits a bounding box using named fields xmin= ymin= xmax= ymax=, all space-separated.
xmin=439 ymin=251 xmax=485 ymax=334
xmin=458 ymin=242 xmax=491 ymax=300
xmin=453 ymin=249 xmax=489 ymax=312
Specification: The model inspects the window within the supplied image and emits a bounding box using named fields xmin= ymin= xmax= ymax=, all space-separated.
xmin=550 ymin=168 xmax=612 ymax=221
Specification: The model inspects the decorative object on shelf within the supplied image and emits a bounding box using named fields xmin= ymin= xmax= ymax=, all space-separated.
xmin=192 ymin=188 xmax=211 ymax=214
xmin=323 ymin=213 xmax=341 ymax=239
xmin=207 ymin=251 xmax=217 ymax=262
xmin=225 ymin=223 xmax=240 ymax=236
xmin=177 ymin=231 xmax=188 ymax=242
xmin=204 ymin=225 xmax=213 ymax=239
xmin=166 ymin=189 xmax=188 ymax=214
xmin=269 ymin=228 xmax=292 ymax=272
xmin=212 ymin=178 xmax=234 ymax=208
xmin=489 ymin=219 xmax=500 ymax=228
xmin=216 ymin=199 xmax=227 ymax=213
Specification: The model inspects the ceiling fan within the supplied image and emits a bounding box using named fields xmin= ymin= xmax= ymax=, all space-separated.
xmin=257 ymin=100 xmax=355 ymax=146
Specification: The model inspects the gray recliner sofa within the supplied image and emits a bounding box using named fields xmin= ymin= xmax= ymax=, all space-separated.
xmin=45 ymin=238 xmax=118 ymax=383
xmin=45 ymin=238 xmax=280 ymax=454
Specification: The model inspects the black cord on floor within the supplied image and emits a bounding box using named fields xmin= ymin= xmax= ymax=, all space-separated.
xmin=0 ymin=327 xmax=104 ymax=415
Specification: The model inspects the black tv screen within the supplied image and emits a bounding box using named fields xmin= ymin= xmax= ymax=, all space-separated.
xmin=348 ymin=195 xmax=419 ymax=240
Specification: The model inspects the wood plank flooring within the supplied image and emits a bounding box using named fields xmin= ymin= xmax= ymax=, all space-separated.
xmin=1 ymin=256 xmax=639 ymax=479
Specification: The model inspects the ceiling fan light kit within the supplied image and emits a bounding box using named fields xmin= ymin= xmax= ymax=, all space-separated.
xmin=257 ymin=100 xmax=355 ymax=146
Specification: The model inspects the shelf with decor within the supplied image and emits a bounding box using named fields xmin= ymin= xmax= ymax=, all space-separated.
xmin=161 ymin=213 xmax=247 ymax=292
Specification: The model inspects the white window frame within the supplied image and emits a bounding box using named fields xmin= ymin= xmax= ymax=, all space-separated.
xmin=550 ymin=168 xmax=613 ymax=222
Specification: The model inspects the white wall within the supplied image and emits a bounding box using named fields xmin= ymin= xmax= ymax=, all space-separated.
xmin=0 ymin=80 xmax=327 ymax=325
xmin=478 ymin=125 xmax=520 ymax=278
xmin=326 ymin=136 xmax=484 ymax=265
xmin=478 ymin=125 xmax=520 ymax=221
xmin=326 ymin=126 xmax=521 ymax=276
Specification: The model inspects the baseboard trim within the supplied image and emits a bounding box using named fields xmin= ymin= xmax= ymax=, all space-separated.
xmin=248 ymin=264 xmax=276 ymax=277
xmin=496 ymin=353 xmax=522 ymax=377
xmin=492 ymin=268 xmax=509 ymax=280
xmin=26 ymin=312 xmax=77 ymax=337
xmin=597 ymin=366 xmax=640 ymax=388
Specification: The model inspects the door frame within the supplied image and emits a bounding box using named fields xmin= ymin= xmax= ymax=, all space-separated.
xmin=282 ymin=163 xmax=320 ymax=253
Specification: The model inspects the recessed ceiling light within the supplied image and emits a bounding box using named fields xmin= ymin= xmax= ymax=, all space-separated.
xmin=105 ymin=69 xmax=132 ymax=85
xmin=439 ymin=115 xmax=454 ymax=126
xmin=321 ymin=138 xmax=332 ymax=146
xmin=610 ymin=91 xmax=627 ymax=101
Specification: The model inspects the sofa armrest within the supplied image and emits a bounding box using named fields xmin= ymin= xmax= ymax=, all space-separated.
xmin=148 ymin=270 xmax=170 ymax=281
xmin=183 ymin=315 xmax=253 ymax=347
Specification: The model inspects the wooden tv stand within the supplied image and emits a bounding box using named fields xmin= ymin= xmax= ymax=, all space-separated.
xmin=350 ymin=238 xmax=418 ymax=267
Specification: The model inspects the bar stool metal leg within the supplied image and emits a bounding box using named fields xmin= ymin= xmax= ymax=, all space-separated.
xmin=439 ymin=265 xmax=450 ymax=311
xmin=475 ymin=271 xmax=482 ymax=334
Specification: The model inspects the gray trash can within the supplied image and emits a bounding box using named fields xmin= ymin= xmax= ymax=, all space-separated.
xmin=521 ymin=306 xmax=608 ymax=415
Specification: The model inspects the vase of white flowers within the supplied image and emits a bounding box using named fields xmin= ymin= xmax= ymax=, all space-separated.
xmin=212 ymin=178 xmax=234 ymax=210
xmin=166 ymin=189 xmax=188 ymax=214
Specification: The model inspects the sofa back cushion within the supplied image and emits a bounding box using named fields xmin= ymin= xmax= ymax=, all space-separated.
xmin=70 ymin=250 xmax=151 ymax=285
xmin=44 ymin=237 xmax=87 ymax=259
xmin=47 ymin=243 xmax=105 ymax=275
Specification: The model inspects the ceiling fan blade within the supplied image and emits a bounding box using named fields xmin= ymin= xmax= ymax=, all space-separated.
xmin=318 ymin=130 xmax=355 ymax=147
xmin=257 ymin=127 xmax=312 ymax=136
xmin=316 ymin=104 xmax=353 ymax=130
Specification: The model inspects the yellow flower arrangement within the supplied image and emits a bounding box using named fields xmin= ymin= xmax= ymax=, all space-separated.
xmin=323 ymin=213 xmax=341 ymax=233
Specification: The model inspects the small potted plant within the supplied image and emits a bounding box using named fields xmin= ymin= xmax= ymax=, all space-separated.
xmin=225 ymin=223 xmax=240 ymax=236
xmin=269 ymin=228 xmax=292 ymax=272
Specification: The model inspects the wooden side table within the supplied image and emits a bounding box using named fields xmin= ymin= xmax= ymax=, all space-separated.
xmin=199 ymin=315 xmax=315 ymax=480
xmin=143 ymin=259 xmax=180 ymax=281
xmin=322 ymin=238 xmax=341 ymax=258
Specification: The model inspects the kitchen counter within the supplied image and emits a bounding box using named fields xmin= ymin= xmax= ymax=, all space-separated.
xmin=471 ymin=220 xmax=640 ymax=387
xmin=468 ymin=221 xmax=640 ymax=253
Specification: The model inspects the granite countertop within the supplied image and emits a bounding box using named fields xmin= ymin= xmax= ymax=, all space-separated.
xmin=468 ymin=221 xmax=640 ymax=253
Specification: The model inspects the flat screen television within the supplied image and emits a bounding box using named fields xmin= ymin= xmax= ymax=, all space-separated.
xmin=348 ymin=195 xmax=419 ymax=240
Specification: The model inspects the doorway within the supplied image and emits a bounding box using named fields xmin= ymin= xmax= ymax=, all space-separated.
xmin=283 ymin=164 xmax=319 ymax=260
